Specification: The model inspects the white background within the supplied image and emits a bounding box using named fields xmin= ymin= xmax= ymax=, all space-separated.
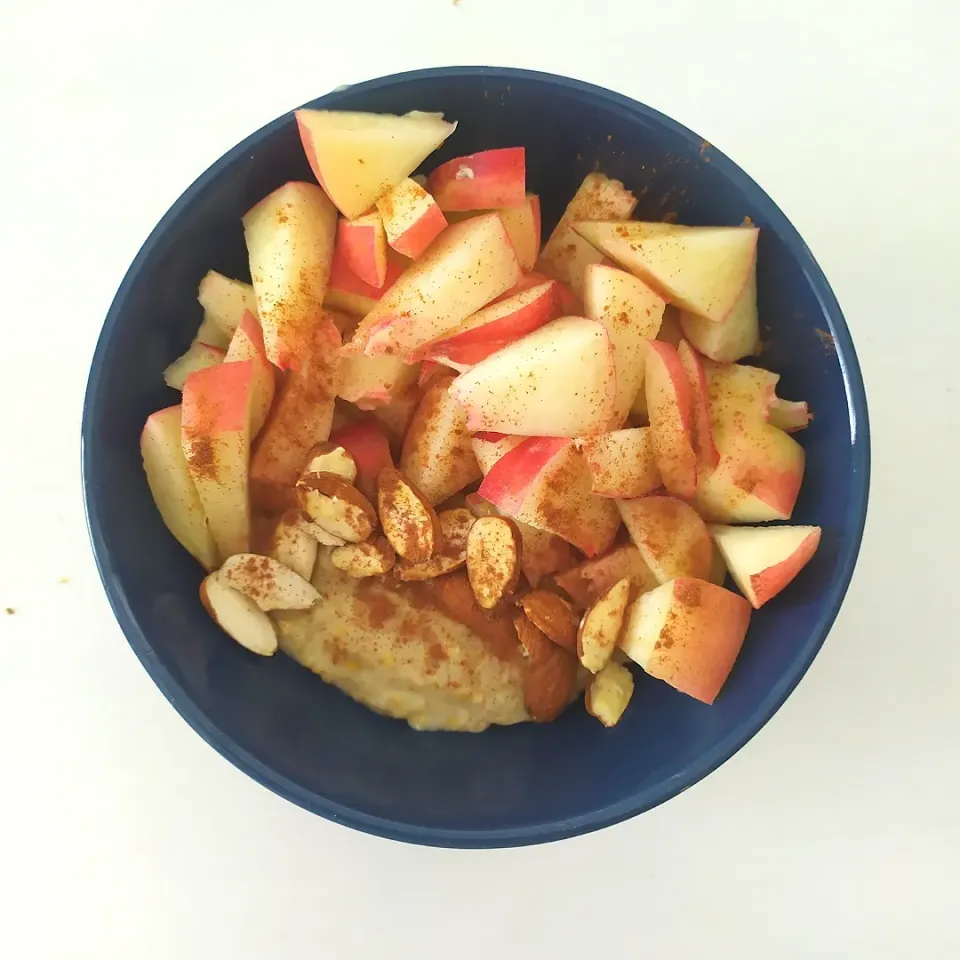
xmin=1 ymin=1 xmax=958 ymax=957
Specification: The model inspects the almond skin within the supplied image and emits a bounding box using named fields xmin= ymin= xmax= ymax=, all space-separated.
xmin=518 ymin=590 xmax=581 ymax=652
xmin=513 ymin=614 xmax=579 ymax=722
xmin=377 ymin=466 xmax=442 ymax=564
xmin=395 ymin=508 xmax=475 ymax=581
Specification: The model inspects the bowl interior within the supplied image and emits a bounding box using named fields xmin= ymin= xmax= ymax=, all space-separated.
xmin=83 ymin=68 xmax=868 ymax=846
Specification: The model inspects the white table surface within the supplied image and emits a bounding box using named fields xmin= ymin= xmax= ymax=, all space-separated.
xmin=2 ymin=1 xmax=958 ymax=957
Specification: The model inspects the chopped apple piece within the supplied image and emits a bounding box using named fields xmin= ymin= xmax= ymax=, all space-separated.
xmin=497 ymin=195 xmax=540 ymax=270
xmin=471 ymin=433 xmax=525 ymax=475
xmin=163 ymin=341 xmax=224 ymax=391
xmin=585 ymin=660 xmax=635 ymax=726
xmin=617 ymin=496 xmax=714 ymax=584
xmin=619 ymin=578 xmax=751 ymax=704
xmin=768 ymin=398 xmax=811 ymax=433
xmin=377 ymin=467 xmax=442 ymax=564
xmin=450 ymin=316 xmax=617 ymax=437
xmin=645 ymin=340 xmax=698 ymax=498
xmin=709 ymin=524 xmax=821 ymax=608
xmin=324 ymin=246 xmax=406 ymax=316
xmin=577 ymin=578 xmax=631 ymax=673
xmin=197 ymin=270 xmax=258 ymax=341
xmin=376 ymin=178 xmax=448 ymax=259
xmin=329 ymin=420 xmax=393 ymax=503
xmin=399 ymin=372 xmax=481 ymax=504
xmin=181 ymin=360 xmax=256 ymax=561
xmin=350 ymin=213 xmax=521 ymax=359
xmin=555 ymin=543 xmax=659 ymax=608
xmin=243 ymin=181 xmax=337 ymax=370
xmin=295 ymin=109 xmax=457 ymax=219
xmin=427 ymin=147 xmax=525 ymax=211
xmin=583 ymin=263 xmax=665 ymax=424
xmin=578 ymin=428 xmax=661 ymax=498
xmin=537 ymin=228 xmax=610 ymax=298
xmin=465 ymin=515 xmax=522 ymax=609
xmin=338 ymin=353 xmax=420 ymax=408
xmin=336 ymin=213 xmax=387 ymax=288
xmin=218 ymin=553 xmax=320 ymax=611
xmin=200 ymin=574 xmax=277 ymax=656
xmin=677 ymin=339 xmax=719 ymax=470
xmin=679 ymin=264 xmax=759 ymax=362
xmin=225 ymin=310 xmax=275 ymax=439
xmin=141 ymin=405 xmax=219 ymax=570
xmin=265 ymin=511 xmax=318 ymax=581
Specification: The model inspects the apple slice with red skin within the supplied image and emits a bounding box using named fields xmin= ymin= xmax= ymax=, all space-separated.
xmin=677 ymin=339 xmax=719 ymax=470
xmin=163 ymin=341 xmax=224 ymax=391
xmin=376 ymin=178 xmax=448 ymax=260
xmin=336 ymin=213 xmax=387 ymax=288
xmin=450 ymin=316 xmax=617 ymax=438
xmin=471 ymin=433 xmax=525 ymax=475
xmin=225 ymin=310 xmax=275 ymax=439
xmin=709 ymin=523 xmax=821 ymax=608
xmin=645 ymin=340 xmax=698 ymax=498
xmin=295 ymin=109 xmax=456 ymax=219
xmin=427 ymin=147 xmax=525 ymax=211
xmin=329 ymin=419 xmax=394 ymax=504
xmin=619 ymin=577 xmax=752 ymax=704
xmin=554 ymin=543 xmax=659 ymax=608
xmin=577 ymin=427 xmax=661 ymax=498
xmin=324 ymin=246 xmax=407 ymax=317
xmin=500 ymin=270 xmax=581 ymax=314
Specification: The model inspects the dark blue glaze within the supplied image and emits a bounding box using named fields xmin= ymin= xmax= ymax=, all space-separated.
xmin=82 ymin=67 xmax=869 ymax=847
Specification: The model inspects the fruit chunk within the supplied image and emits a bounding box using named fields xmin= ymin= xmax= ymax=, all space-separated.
xmin=350 ymin=213 xmax=522 ymax=359
xmin=583 ymin=263 xmax=665 ymax=424
xmin=197 ymin=271 xmax=257 ymax=342
xmin=396 ymin=508 xmax=475 ymax=581
xmin=768 ymin=398 xmax=811 ymax=433
xmin=679 ymin=264 xmax=759 ymax=362
xmin=708 ymin=524 xmax=821 ymax=608
xmin=163 ymin=341 xmax=224 ymax=391
xmin=329 ymin=420 xmax=393 ymax=503
xmin=471 ymin=433 xmax=526 ymax=476
xmin=578 ymin=428 xmax=661 ymax=498
xmin=225 ymin=310 xmax=275 ymax=438
xmin=620 ymin=578 xmax=751 ymax=704
xmin=398 ymin=372 xmax=481 ymax=504
xmin=297 ymin=472 xmax=378 ymax=544
xmin=141 ymin=405 xmax=219 ymax=570
xmin=265 ymin=512 xmax=318 ymax=581
xmin=377 ymin=467 xmax=442 ymax=564
xmin=573 ymin=221 xmax=759 ymax=323
xmin=250 ymin=317 xmax=341 ymax=510
xmin=181 ymin=360 xmax=255 ymax=561
xmin=243 ymin=181 xmax=337 ymax=371
xmin=677 ymin=339 xmax=719 ymax=470
xmin=465 ymin=516 xmax=522 ymax=609
xmin=417 ymin=280 xmax=558 ymax=367
xmin=336 ymin=214 xmax=387 ymax=288
xmin=555 ymin=544 xmax=658 ymax=608
xmin=330 ymin=537 xmax=396 ymax=577
xmin=577 ymin=578 xmax=631 ymax=673
xmin=324 ymin=246 xmax=406 ymax=317
xmin=295 ymin=109 xmax=457 ymax=219
xmin=427 ymin=148 xmax=525 ymax=211
xmin=518 ymin=590 xmax=580 ymax=652
xmin=617 ymin=496 xmax=714 ymax=584
xmin=497 ymin=195 xmax=540 ymax=270
xmin=376 ymin=178 xmax=448 ymax=259
xmin=514 ymin=615 xmax=579 ymax=722
xmin=200 ymin=575 xmax=277 ymax=656
xmin=478 ymin=437 xmax=620 ymax=556
xmin=645 ymin=340 xmax=697 ymax=498
xmin=585 ymin=660 xmax=635 ymax=726
xmin=450 ymin=316 xmax=617 ymax=437
xmin=218 ymin=553 xmax=320 ymax=611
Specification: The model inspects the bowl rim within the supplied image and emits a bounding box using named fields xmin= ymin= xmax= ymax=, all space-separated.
xmin=82 ymin=65 xmax=871 ymax=848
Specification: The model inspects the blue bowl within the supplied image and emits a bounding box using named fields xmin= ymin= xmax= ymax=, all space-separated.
xmin=82 ymin=67 xmax=869 ymax=847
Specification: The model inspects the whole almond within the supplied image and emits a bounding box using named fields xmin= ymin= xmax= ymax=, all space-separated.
xmin=297 ymin=471 xmax=378 ymax=543
xmin=466 ymin=515 xmax=522 ymax=610
xmin=377 ymin=467 xmax=442 ymax=564
xmin=518 ymin=590 xmax=581 ymax=652
xmin=514 ymin=614 xmax=578 ymax=722
xmin=331 ymin=537 xmax=396 ymax=578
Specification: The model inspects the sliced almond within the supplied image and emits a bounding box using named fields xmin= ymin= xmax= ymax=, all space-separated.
xmin=585 ymin=660 xmax=635 ymax=727
xmin=330 ymin=536 xmax=396 ymax=578
xmin=377 ymin=466 xmax=441 ymax=564
xmin=298 ymin=515 xmax=347 ymax=547
xmin=514 ymin=614 xmax=578 ymax=722
xmin=466 ymin=515 xmax=522 ymax=610
xmin=297 ymin=471 xmax=378 ymax=543
xmin=266 ymin=511 xmax=319 ymax=581
xmin=218 ymin=553 xmax=320 ymax=611
xmin=302 ymin=442 xmax=357 ymax=483
xmin=518 ymin=590 xmax=581 ymax=653
xmin=577 ymin=577 xmax=631 ymax=673
xmin=395 ymin=508 xmax=475 ymax=581
xmin=200 ymin=574 xmax=278 ymax=656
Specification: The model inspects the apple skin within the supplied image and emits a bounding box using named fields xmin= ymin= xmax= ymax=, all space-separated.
xmin=163 ymin=341 xmax=224 ymax=391
xmin=329 ymin=419 xmax=394 ymax=503
xmin=677 ymin=339 xmax=719 ymax=470
xmin=336 ymin=214 xmax=387 ymax=288
xmin=619 ymin=577 xmax=752 ymax=704
xmin=324 ymin=246 xmax=407 ymax=317
xmin=224 ymin=310 xmax=276 ymax=439
xmin=645 ymin=340 xmax=698 ymax=499
xmin=376 ymin=178 xmax=448 ymax=260
xmin=427 ymin=148 xmax=526 ymax=211
xmin=554 ymin=543 xmax=659 ymax=608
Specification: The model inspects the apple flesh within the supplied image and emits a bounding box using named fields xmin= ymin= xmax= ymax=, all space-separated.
xmin=645 ymin=340 xmax=698 ymax=498
xmin=295 ymin=108 xmax=456 ymax=219
xmin=324 ymin=246 xmax=407 ymax=317
xmin=471 ymin=433 xmax=525 ymax=475
xmin=427 ymin=147 xmax=525 ymax=211
xmin=181 ymin=359 xmax=256 ymax=561
xmin=450 ymin=316 xmax=617 ymax=437
xmin=497 ymin=195 xmax=540 ymax=270
xmin=243 ymin=181 xmax=337 ymax=370
xmin=163 ymin=340 xmax=224 ymax=391
xmin=679 ymin=263 xmax=759 ymax=362
xmin=577 ymin=427 xmax=661 ymax=498
xmin=709 ymin=523 xmax=821 ymax=608
xmin=554 ymin=543 xmax=659 ymax=608
xmin=224 ymin=310 xmax=275 ymax=438
xmin=583 ymin=263 xmax=665 ymax=424
xmin=677 ymin=339 xmax=719 ymax=470
xmin=619 ymin=577 xmax=752 ymax=704
xmin=573 ymin=221 xmax=758 ymax=324
xmin=400 ymin=372 xmax=482 ymax=504
xmin=141 ymin=405 xmax=219 ymax=570
xmin=336 ymin=213 xmax=387 ymax=288
xmin=338 ymin=352 xmax=420 ymax=407
xmin=768 ymin=398 xmax=811 ymax=433
xmin=197 ymin=270 xmax=257 ymax=342
xmin=376 ymin=178 xmax=448 ymax=260
xmin=617 ymin=495 xmax=714 ymax=584
xmin=349 ymin=213 xmax=521 ymax=360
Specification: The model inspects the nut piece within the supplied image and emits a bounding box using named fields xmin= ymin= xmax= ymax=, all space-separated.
xmin=514 ymin=614 xmax=579 ymax=722
xmin=395 ymin=508 xmax=475 ymax=581
xmin=331 ymin=537 xmax=396 ymax=578
xmin=577 ymin=577 xmax=631 ymax=673
xmin=302 ymin=442 xmax=358 ymax=483
xmin=466 ymin=515 xmax=522 ymax=609
xmin=297 ymin=471 xmax=378 ymax=543
xmin=377 ymin=466 xmax=442 ymax=564
xmin=298 ymin=515 xmax=347 ymax=546
xmin=200 ymin=574 xmax=278 ymax=656
xmin=266 ymin=511 xmax=319 ymax=581
xmin=518 ymin=590 xmax=581 ymax=653
xmin=218 ymin=553 xmax=320 ymax=611
xmin=585 ymin=660 xmax=635 ymax=727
